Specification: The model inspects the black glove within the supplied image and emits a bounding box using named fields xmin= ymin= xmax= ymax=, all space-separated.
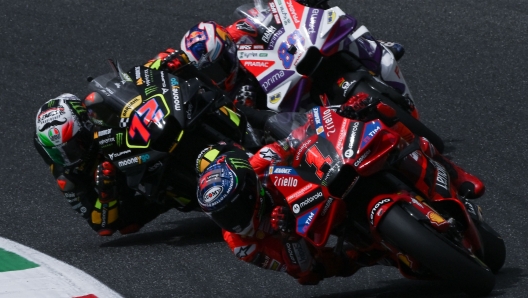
xmin=403 ymin=95 xmax=416 ymax=112
xmin=93 ymin=161 xmax=120 ymax=236
xmin=95 ymin=161 xmax=116 ymax=201
xmin=235 ymin=85 xmax=256 ymax=107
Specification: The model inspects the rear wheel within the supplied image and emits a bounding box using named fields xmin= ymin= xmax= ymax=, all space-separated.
xmin=378 ymin=205 xmax=495 ymax=296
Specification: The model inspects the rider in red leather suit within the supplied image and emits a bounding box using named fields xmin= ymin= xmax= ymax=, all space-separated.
xmin=195 ymin=96 xmax=484 ymax=285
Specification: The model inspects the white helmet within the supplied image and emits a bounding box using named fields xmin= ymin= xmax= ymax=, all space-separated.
xmin=180 ymin=21 xmax=239 ymax=91
xmin=35 ymin=93 xmax=93 ymax=166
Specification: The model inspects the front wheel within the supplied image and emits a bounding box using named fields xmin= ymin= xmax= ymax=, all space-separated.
xmin=475 ymin=220 xmax=506 ymax=274
xmin=378 ymin=205 xmax=495 ymax=296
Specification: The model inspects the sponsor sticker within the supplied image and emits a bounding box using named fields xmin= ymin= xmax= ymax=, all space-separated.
xmin=292 ymin=190 xmax=324 ymax=214
xmin=121 ymin=95 xmax=142 ymax=118
xmin=203 ymin=186 xmax=223 ymax=203
xmin=427 ymin=211 xmax=446 ymax=226
xmin=370 ymin=198 xmax=392 ymax=225
xmin=344 ymin=122 xmax=361 ymax=158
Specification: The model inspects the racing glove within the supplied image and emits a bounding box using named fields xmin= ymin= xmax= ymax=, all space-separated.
xmin=234 ymin=85 xmax=256 ymax=107
xmin=338 ymin=92 xmax=374 ymax=119
xmin=95 ymin=161 xmax=116 ymax=199
xmin=93 ymin=161 xmax=119 ymax=236
xmin=271 ymin=206 xmax=295 ymax=233
xmin=145 ymin=48 xmax=190 ymax=73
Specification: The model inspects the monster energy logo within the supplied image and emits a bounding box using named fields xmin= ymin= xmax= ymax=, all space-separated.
xmin=69 ymin=101 xmax=86 ymax=115
xmin=116 ymin=133 xmax=124 ymax=146
xmin=229 ymin=158 xmax=251 ymax=170
xmin=145 ymin=86 xmax=157 ymax=96
xmin=47 ymin=100 xmax=55 ymax=107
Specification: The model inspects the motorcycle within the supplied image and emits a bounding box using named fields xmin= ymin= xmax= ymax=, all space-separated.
xmin=85 ymin=60 xmax=259 ymax=210
xmin=232 ymin=0 xmax=445 ymax=153
xmin=264 ymin=105 xmax=505 ymax=296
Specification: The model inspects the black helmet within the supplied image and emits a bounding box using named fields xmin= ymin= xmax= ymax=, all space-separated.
xmin=35 ymin=94 xmax=94 ymax=166
xmin=197 ymin=147 xmax=258 ymax=233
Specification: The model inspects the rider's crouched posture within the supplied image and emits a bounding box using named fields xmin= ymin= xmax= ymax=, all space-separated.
xmin=195 ymin=96 xmax=485 ymax=284
xmin=34 ymin=94 xmax=165 ymax=236
xmin=196 ymin=142 xmax=360 ymax=285
xmin=146 ymin=0 xmax=411 ymax=112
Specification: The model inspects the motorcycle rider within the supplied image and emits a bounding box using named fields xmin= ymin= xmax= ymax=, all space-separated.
xmin=146 ymin=0 xmax=410 ymax=112
xmin=195 ymin=95 xmax=485 ymax=283
xmin=34 ymin=93 xmax=166 ymax=236
xmin=195 ymin=142 xmax=362 ymax=285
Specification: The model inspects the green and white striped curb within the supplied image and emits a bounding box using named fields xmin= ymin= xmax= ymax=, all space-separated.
xmin=0 ymin=236 xmax=122 ymax=298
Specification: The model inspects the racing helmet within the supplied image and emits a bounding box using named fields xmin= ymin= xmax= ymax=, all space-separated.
xmin=35 ymin=93 xmax=93 ymax=166
xmin=197 ymin=147 xmax=259 ymax=233
xmin=180 ymin=21 xmax=239 ymax=91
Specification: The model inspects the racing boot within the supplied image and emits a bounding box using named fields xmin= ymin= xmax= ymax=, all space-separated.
xmin=379 ymin=40 xmax=405 ymax=61
xmin=420 ymin=138 xmax=485 ymax=199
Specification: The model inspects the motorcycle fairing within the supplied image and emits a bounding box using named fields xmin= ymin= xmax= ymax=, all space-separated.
xmin=270 ymin=163 xmax=344 ymax=244
xmin=367 ymin=192 xmax=450 ymax=232
xmin=320 ymin=14 xmax=356 ymax=55
xmin=236 ymin=1 xmax=348 ymax=111
xmin=397 ymin=149 xmax=461 ymax=201
xmin=367 ymin=192 xmax=484 ymax=260
xmin=270 ymin=107 xmax=399 ymax=246
xmin=298 ymin=195 xmax=346 ymax=246
xmin=359 ymin=120 xmax=382 ymax=150
xmin=269 ymin=165 xmax=323 ymax=216
xmin=89 ymin=63 xmax=212 ymax=196
xmin=89 ymin=65 xmax=186 ymax=157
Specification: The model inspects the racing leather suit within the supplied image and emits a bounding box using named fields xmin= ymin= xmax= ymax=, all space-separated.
xmin=226 ymin=1 xmax=414 ymax=106
xmin=34 ymin=137 xmax=163 ymax=235
xmin=217 ymin=140 xmax=358 ymax=285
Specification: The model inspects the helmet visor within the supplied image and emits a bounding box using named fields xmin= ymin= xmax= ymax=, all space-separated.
xmin=205 ymin=173 xmax=258 ymax=233
xmin=196 ymin=40 xmax=238 ymax=87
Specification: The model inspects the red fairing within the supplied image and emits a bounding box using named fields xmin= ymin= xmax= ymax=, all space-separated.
xmin=304 ymin=197 xmax=347 ymax=247
xmin=354 ymin=129 xmax=401 ymax=177
xmin=226 ymin=19 xmax=254 ymax=43
xmin=367 ymin=192 xmax=450 ymax=233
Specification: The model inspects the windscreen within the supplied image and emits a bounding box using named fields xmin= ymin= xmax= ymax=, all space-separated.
xmin=87 ymin=61 xmax=140 ymax=113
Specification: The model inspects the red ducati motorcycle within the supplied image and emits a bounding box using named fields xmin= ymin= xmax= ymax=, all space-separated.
xmin=266 ymin=105 xmax=505 ymax=296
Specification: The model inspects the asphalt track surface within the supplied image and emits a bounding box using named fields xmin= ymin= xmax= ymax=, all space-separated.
xmin=1 ymin=0 xmax=527 ymax=297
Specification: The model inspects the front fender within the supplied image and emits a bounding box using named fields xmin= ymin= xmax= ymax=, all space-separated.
xmin=367 ymin=192 xmax=451 ymax=233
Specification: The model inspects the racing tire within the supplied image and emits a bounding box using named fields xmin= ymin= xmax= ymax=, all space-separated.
xmin=475 ymin=221 xmax=506 ymax=274
xmin=378 ymin=205 xmax=495 ymax=296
